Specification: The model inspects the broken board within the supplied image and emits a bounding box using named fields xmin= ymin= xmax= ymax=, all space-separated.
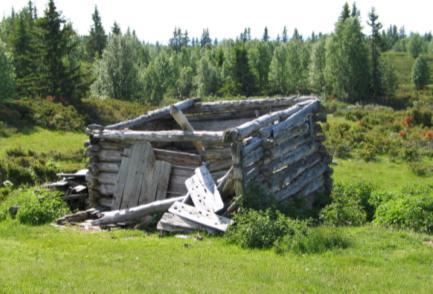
xmin=186 ymin=165 xmax=224 ymax=213
xmin=111 ymin=142 xmax=172 ymax=210
xmin=157 ymin=212 xmax=214 ymax=233
xmin=168 ymin=201 xmax=232 ymax=232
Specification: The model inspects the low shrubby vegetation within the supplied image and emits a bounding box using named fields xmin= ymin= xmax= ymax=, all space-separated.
xmin=0 ymin=188 xmax=69 ymax=225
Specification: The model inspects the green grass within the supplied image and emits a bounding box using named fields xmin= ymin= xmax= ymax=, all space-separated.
xmin=333 ymin=157 xmax=433 ymax=191
xmin=0 ymin=222 xmax=432 ymax=293
xmin=0 ymin=128 xmax=86 ymax=157
xmin=0 ymin=128 xmax=87 ymax=171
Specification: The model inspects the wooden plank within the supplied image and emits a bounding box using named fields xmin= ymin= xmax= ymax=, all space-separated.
xmin=154 ymin=161 xmax=172 ymax=201
xmin=157 ymin=212 xmax=213 ymax=233
xmin=111 ymin=148 xmax=132 ymax=209
xmin=168 ymin=202 xmax=233 ymax=232
xmin=170 ymin=105 xmax=205 ymax=154
xmin=186 ymin=166 xmax=224 ymax=213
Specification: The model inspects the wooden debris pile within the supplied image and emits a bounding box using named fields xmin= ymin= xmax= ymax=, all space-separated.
xmin=45 ymin=169 xmax=89 ymax=211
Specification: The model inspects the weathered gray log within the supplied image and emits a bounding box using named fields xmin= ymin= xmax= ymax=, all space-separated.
xmin=272 ymin=101 xmax=319 ymax=138
xmin=224 ymin=99 xmax=316 ymax=141
xmin=191 ymin=118 xmax=252 ymax=132
xmin=187 ymin=95 xmax=305 ymax=114
xmin=275 ymin=163 xmax=327 ymax=201
xmin=93 ymin=129 xmax=224 ymax=143
xmin=266 ymin=143 xmax=319 ymax=171
xmin=242 ymin=137 xmax=262 ymax=155
xmin=170 ymin=105 xmax=205 ymax=154
xmin=231 ymin=138 xmax=245 ymax=197
xmin=242 ymin=146 xmax=264 ymax=168
xmin=92 ymin=196 xmax=186 ymax=226
xmin=106 ymin=98 xmax=199 ymax=129
xmin=270 ymin=153 xmax=323 ymax=193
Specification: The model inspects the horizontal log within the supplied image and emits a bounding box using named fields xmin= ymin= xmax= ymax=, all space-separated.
xmin=191 ymin=118 xmax=252 ymax=132
xmin=98 ymin=183 xmax=115 ymax=196
xmin=98 ymin=197 xmax=113 ymax=208
xmin=187 ymin=109 xmax=264 ymax=122
xmin=269 ymin=135 xmax=313 ymax=159
xmin=224 ymin=98 xmax=318 ymax=141
xmin=243 ymin=147 xmax=264 ymax=168
xmin=105 ymin=98 xmax=199 ymax=129
xmin=272 ymin=101 xmax=319 ymax=138
xmin=242 ymin=137 xmax=262 ymax=155
xmin=92 ymin=196 xmax=186 ymax=226
xmin=186 ymin=96 xmax=307 ymax=114
xmin=89 ymin=162 xmax=120 ymax=173
xmin=266 ymin=143 xmax=319 ymax=172
xmin=270 ymin=153 xmax=323 ymax=193
xmin=93 ymin=129 xmax=225 ymax=143
xmin=98 ymin=172 xmax=118 ymax=185
xmin=275 ymin=162 xmax=327 ymax=201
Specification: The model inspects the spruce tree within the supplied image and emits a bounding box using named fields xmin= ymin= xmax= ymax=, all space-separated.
xmin=88 ymin=6 xmax=107 ymax=59
xmin=282 ymin=26 xmax=288 ymax=43
xmin=340 ymin=3 xmax=351 ymax=21
xmin=111 ymin=22 xmax=121 ymax=35
xmin=200 ymin=28 xmax=212 ymax=48
xmin=0 ymin=40 xmax=16 ymax=100
xmin=309 ymin=38 xmax=327 ymax=93
xmin=38 ymin=0 xmax=86 ymax=103
xmin=367 ymin=7 xmax=383 ymax=98
xmin=262 ymin=27 xmax=269 ymax=42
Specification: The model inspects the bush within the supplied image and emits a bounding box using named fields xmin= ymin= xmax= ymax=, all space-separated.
xmin=226 ymin=209 xmax=308 ymax=249
xmin=374 ymin=194 xmax=433 ymax=233
xmin=319 ymin=183 xmax=374 ymax=226
xmin=0 ymin=99 xmax=85 ymax=131
xmin=0 ymin=149 xmax=58 ymax=186
xmin=0 ymin=188 xmax=69 ymax=225
xmin=275 ymin=226 xmax=350 ymax=254
xmin=409 ymin=162 xmax=433 ymax=176
xmin=81 ymin=97 xmax=154 ymax=125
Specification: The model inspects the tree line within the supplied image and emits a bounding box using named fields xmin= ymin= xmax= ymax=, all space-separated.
xmin=0 ymin=1 xmax=431 ymax=104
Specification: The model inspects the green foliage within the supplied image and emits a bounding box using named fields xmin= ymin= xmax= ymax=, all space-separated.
xmin=309 ymin=38 xmax=327 ymax=93
xmin=411 ymin=56 xmax=430 ymax=90
xmin=0 ymin=188 xmax=69 ymax=225
xmin=379 ymin=57 xmax=398 ymax=98
xmin=275 ymin=226 xmax=350 ymax=254
xmin=226 ymin=209 xmax=308 ymax=249
xmin=0 ymin=148 xmax=58 ymax=186
xmin=374 ymin=192 xmax=433 ymax=233
xmin=320 ymin=183 xmax=372 ymax=226
xmin=408 ymin=34 xmax=426 ymax=58
xmin=0 ymin=41 xmax=15 ymax=100
xmin=325 ymin=16 xmax=370 ymax=102
xmin=91 ymin=33 xmax=143 ymax=100
xmin=87 ymin=6 xmax=107 ymax=59
xmin=81 ymin=97 xmax=153 ymax=125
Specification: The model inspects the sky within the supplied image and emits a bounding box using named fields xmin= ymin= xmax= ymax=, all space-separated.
xmin=1 ymin=0 xmax=432 ymax=43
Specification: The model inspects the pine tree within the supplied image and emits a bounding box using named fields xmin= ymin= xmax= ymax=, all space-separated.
xmin=111 ymin=22 xmax=121 ymax=35
xmin=408 ymin=34 xmax=426 ymax=58
xmin=230 ymin=42 xmax=256 ymax=95
xmin=340 ymin=3 xmax=350 ymax=21
xmin=411 ymin=56 xmax=430 ymax=90
xmin=10 ymin=6 xmax=39 ymax=97
xmin=379 ymin=58 xmax=397 ymax=97
xmin=195 ymin=51 xmax=222 ymax=97
xmin=262 ymin=27 xmax=269 ymax=42
xmin=292 ymin=28 xmax=302 ymax=41
xmin=351 ymin=3 xmax=360 ymax=17
xmin=38 ymin=0 xmax=87 ymax=103
xmin=282 ymin=26 xmax=288 ymax=43
xmin=368 ymin=7 xmax=383 ymax=98
xmin=87 ymin=6 xmax=107 ymax=59
xmin=247 ymin=41 xmax=272 ymax=94
xmin=200 ymin=28 xmax=212 ymax=48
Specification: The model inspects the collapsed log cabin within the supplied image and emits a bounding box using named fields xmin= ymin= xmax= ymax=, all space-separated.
xmin=85 ymin=96 xmax=332 ymax=212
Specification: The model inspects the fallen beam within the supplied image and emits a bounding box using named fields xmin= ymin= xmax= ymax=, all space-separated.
xmin=91 ymin=196 xmax=186 ymax=226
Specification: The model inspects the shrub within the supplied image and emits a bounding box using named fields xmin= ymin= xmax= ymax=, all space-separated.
xmin=359 ymin=143 xmax=377 ymax=162
xmin=409 ymin=162 xmax=433 ymax=176
xmin=0 ymin=149 xmax=59 ymax=186
xmin=374 ymin=194 xmax=433 ymax=233
xmin=319 ymin=183 xmax=374 ymax=226
xmin=0 ymin=99 xmax=85 ymax=131
xmin=0 ymin=188 xmax=69 ymax=225
xmin=226 ymin=209 xmax=308 ymax=249
xmin=275 ymin=226 xmax=350 ymax=254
